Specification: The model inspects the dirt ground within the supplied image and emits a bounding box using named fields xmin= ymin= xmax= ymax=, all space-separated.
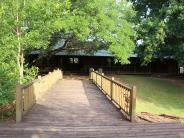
xmin=136 ymin=112 xmax=184 ymax=123
xmin=136 ymin=75 xmax=184 ymax=123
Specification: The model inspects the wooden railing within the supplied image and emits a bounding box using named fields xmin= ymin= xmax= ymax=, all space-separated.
xmin=90 ymin=69 xmax=136 ymax=122
xmin=16 ymin=69 xmax=63 ymax=123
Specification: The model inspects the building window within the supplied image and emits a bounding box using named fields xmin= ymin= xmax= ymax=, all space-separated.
xmin=69 ymin=58 xmax=79 ymax=64
xmin=74 ymin=58 xmax=79 ymax=64
xmin=69 ymin=58 xmax=73 ymax=64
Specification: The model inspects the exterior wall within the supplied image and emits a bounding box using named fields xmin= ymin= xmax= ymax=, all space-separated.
xmin=28 ymin=55 xmax=178 ymax=74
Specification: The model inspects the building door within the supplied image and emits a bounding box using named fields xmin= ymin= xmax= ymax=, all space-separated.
xmin=67 ymin=57 xmax=80 ymax=72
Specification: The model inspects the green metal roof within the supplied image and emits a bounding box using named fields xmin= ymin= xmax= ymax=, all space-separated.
xmin=55 ymin=50 xmax=113 ymax=57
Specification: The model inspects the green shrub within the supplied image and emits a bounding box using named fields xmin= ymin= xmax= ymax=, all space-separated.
xmin=0 ymin=63 xmax=18 ymax=106
xmin=22 ymin=65 xmax=39 ymax=84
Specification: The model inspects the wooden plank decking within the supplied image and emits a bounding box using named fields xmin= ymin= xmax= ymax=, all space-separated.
xmin=23 ymin=79 xmax=129 ymax=126
xmin=0 ymin=78 xmax=184 ymax=138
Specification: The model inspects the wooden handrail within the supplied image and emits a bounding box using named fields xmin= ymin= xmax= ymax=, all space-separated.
xmin=89 ymin=69 xmax=136 ymax=122
xmin=16 ymin=69 xmax=63 ymax=123
xmin=93 ymin=70 xmax=132 ymax=90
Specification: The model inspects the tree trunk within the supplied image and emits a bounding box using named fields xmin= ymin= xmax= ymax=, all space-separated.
xmin=17 ymin=33 xmax=24 ymax=84
xmin=20 ymin=48 xmax=24 ymax=83
xmin=16 ymin=0 xmax=24 ymax=84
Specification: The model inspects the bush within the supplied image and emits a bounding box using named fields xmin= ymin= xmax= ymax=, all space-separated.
xmin=0 ymin=63 xmax=38 ymax=106
xmin=0 ymin=62 xmax=18 ymax=106
xmin=22 ymin=65 xmax=39 ymax=84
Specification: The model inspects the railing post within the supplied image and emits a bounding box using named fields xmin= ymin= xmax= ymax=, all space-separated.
xmin=91 ymin=72 xmax=93 ymax=81
xmin=60 ymin=70 xmax=63 ymax=79
xmin=38 ymin=75 xmax=42 ymax=80
xmin=101 ymin=73 xmax=104 ymax=90
xmin=89 ymin=68 xmax=94 ymax=80
xmin=92 ymin=72 xmax=93 ymax=81
xmin=96 ymin=71 xmax=98 ymax=84
xmin=110 ymin=77 xmax=114 ymax=100
xmin=130 ymin=86 xmax=136 ymax=122
xmin=16 ymin=85 xmax=23 ymax=123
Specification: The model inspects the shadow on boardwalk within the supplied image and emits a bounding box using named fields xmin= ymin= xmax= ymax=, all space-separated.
xmin=0 ymin=78 xmax=184 ymax=138
xmin=23 ymin=79 xmax=128 ymax=126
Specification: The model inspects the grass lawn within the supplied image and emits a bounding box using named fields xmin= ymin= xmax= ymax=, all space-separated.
xmin=118 ymin=75 xmax=184 ymax=116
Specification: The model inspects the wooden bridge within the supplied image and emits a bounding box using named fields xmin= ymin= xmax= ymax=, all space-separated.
xmin=0 ymin=70 xmax=184 ymax=137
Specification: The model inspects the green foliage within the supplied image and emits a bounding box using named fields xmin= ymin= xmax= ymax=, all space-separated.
xmin=49 ymin=0 xmax=136 ymax=64
xmin=131 ymin=0 xmax=184 ymax=65
xmin=136 ymin=18 xmax=166 ymax=64
xmin=0 ymin=29 xmax=18 ymax=105
xmin=22 ymin=66 xmax=38 ymax=84
xmin=0 ymin=0 xmax=68 ymax=104
xmin=0 ymin=0 xmax=136 ymax=105
xmin=0 ymin=62 xmax=18 ymax=105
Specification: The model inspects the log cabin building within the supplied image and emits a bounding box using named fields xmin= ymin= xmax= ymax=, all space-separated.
xmin=28 ymin=49 xmax=178 ymax=75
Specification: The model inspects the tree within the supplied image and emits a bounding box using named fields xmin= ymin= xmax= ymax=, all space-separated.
xmin=0 ymin=0 xmax=136 ymax=105
xmin=0 ymin=0 xmax=70 ymax=104
xmin=131 ymin=0 xmax=184 ymax=65
xmin=34 ymin=0 xmax=136 ymax=64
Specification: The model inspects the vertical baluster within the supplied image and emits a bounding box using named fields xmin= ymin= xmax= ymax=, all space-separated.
xmin=101 ymin=73 xmax=104 ymax=90
xmin=110 ymin=77 xmax=114 ymax=100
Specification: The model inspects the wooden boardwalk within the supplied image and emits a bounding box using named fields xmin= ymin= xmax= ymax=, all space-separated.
xmin=0 ymin=78 xmax=184 ymax=138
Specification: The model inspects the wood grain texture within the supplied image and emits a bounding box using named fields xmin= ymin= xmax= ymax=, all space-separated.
xmin=2 ymin=79 xmax=184 ymax=137
xmin=91 ymin=71 xmax=135 ymax=121
xmin=16 ymin=69 xmax=63 ymax=122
